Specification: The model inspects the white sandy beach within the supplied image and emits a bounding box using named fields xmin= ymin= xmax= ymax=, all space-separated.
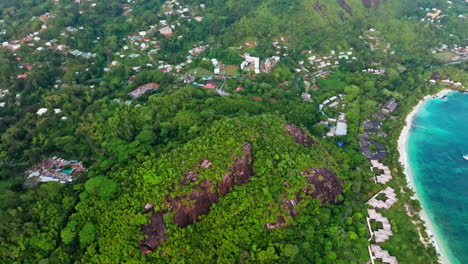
xmin=397 ymin=89 xmax=453 ymax=264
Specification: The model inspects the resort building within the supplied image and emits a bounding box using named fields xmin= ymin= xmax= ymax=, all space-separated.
xmin=367 ymin=209 xmax=393 ymax=243
xmin=382 ymin=98 xmax=398 ymax=114
xmin=367 ymin=187 xmax=398 ymax=210
xmin=26 ymin=157 xmax=86 ymax=183
xmin=369 ymin=244 xmax=399 ymax=264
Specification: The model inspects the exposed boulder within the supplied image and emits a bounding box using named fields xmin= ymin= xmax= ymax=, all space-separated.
xmin=313 ymin=1 xmax=327 ymax=16
xmin=362 ymin=0 xmax=381 ymax=8
xmin=139 ymin=211 xmax=168 ymax=254
xmin=218 ymin=143 xmax=254 ymax=195
xmin=171 ymin=180 xmax=219 ymax=227
xmin=338 ymin=10 xmax=347 ymax=22
xmin=431 ymin=71 xmax=442 ymax=81
xmin=180 ymin=170 xmax=198 ymax=185
xmin=144 ymin=203 xmax=154 ymax=213
xmin=301 ymin=167 xmax=343 ymax=203
xmin=283 ymin=197 xmax=300 ymax=217
xmin=265 ymin=215 xmax=287 ymax=230
xmin=173 ymin=143 xmax=254 ymax=227
xmin=285 ymin=124 xmax=316 ymax=147
xmin=337 ymin=0 xmax=352 ymax=15
xmin=200 ymin=158 xmax=212 ymax=169
xmin=142 ymin=143 xmax=255 ymax=252
xmin=180 ymin=159 xmax=212 ymax=185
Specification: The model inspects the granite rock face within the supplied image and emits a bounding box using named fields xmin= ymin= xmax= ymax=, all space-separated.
xmin=285 ymin=124 xmax=317 ymax=147
xmin=301 ymin=167 xmax=343 ymax=204
xmin=139 ymin=211 xmax=168 ymax=255
xmin=140 ymin=143 xmax=255 ymax=253
xmin=362 ymin=0 xmax=381 ymax=8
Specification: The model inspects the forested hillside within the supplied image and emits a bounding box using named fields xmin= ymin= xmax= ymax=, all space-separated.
xmin=0 ymin=0 xmax=466 ymax=263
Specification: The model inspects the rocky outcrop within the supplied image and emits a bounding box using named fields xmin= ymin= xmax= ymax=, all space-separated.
xmin=431 ymin=71 xmax=442 ymax=81
xmin=313 ymin=1 xmax=327 ymax=16
xmin=265 ymin=215 xmax=287 ymax=230
xmin=362 ymin=0 xmax=381 ymax=8
xmin=180 ymin=158 xmax=212 ymax=185
xmin=173 ymin=143 xmax=254 ymax=227
xmin=337 ymin=0 xmax=352 ymax=15
xmin=266 ymin=167 xmax=342 ymax=230
xmin=301 ymin=167 xmax=343 ymax=203
xmin=218 ymin=143 xmax=254 ymax=195
xmin=139 ymin=209 xmax=168 ymax=255
xmin=171 ymin=180 xmax=220 ymax=227
xmin=141 ymin=143 xmax=255 ymax=253
xmin=338 ymin=11 xmax=347 ymax=22
xmin=285 ymin=124 xmax=316 ymax=147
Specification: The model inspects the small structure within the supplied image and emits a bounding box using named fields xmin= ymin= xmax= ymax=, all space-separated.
xmin=240 ymin=53 xmax=260 ymax=74
xmin=335 ymin=112 xmax=348 ymax=136
xmin=382 ymin=98 xmax=398 ymax=114
xmin=426 ymin=9 xmax=441 ymax=20
xmin=37 ymin=108 xmax=48 ymax=115
xmin=336 ymin=122 xmax=348 ymax=136
xmin=129 ymin=82 xmax=160 ymax=99
xmin=159 ymin=26 xmax=173 ymax=37
xmin=301 ymin=92 xmax=312 ymax=102
xmin=203 ymin=83 xmax=216 ymax=89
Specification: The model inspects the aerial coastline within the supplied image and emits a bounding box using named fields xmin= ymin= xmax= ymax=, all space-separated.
xmin=397 ymin=88 xmax=460 ymax=264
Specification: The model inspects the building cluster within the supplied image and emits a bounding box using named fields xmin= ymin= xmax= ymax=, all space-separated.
xmin=359 ymin=99 xmax=400 ymax=264
xmin=26 ymin=157 xmax=86 ymax=183
xmin=418 ymin=7 xmax=443 ymax=24
xmin=431 ymin=44 xmax=468 ymax=62
xmin=69 ymin=49 xmax=96 ymax=59
xmin=106 ymin=1 xmax=208 ymax=75
xmin=239 ymin=53 xmax=280 ymax=74
xmin=359 ymin=99 xmax=396 ymax=160
xmin=316 ymin=94 xmax=349 ymax=137
xmin=297 ymin=48 xmax=357 ymax=74
xmin=360 ymin=28 xmax=395 ymax=55
xmin=362 ymin=68 xmax=386 ymax=75
xmin=36 ymin=107 xmax=66 ymax=119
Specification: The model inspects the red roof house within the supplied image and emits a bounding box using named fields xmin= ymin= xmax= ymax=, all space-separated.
xmin=203 ymin=83 xmax=216 ymax=89
xmin=235 ymin=86 xmax=244 ymax=92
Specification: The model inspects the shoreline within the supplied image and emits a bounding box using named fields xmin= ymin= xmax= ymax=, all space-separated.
xmin=397 ymin=88 xmax=454 ymax=264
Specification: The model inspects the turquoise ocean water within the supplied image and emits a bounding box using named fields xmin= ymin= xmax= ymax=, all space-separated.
xmin=407 ymin=91 xmax=468 ymax=264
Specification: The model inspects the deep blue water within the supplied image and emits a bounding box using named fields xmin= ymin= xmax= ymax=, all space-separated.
xmin=407 ymin=92 xmax=468 ymax=264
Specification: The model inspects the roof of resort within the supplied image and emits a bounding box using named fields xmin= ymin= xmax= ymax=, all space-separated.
xmin=367 ymin=187 xmax=398 ymax=210
xmin=367 ymin=209 xmax=393 ymax=243
xmin=371 ymin=159 xmax=393 ymax=184
xmin=370 ymin=244 xmax=399 ymax=264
